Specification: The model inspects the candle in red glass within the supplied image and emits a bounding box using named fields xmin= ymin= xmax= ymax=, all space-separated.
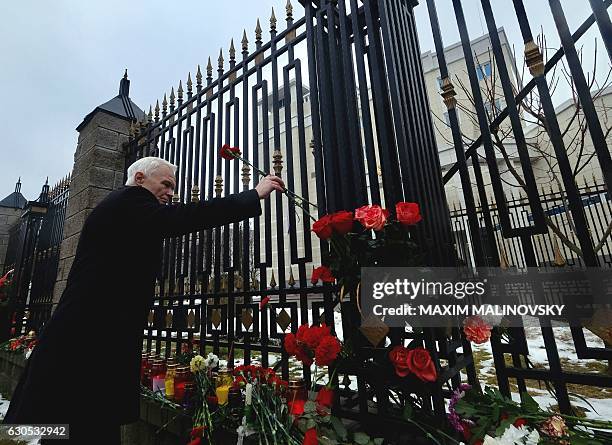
xmin=140 ymin=353 xmax=148 ymax=384
xmin=152 ymin=359 xmax=167 ymax=394
xmin=174 ymin=366 xmax=188 ymax=402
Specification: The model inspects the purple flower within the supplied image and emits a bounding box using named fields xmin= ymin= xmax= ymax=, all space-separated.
xmin=447 ymin=384 xmax=472 ymax=433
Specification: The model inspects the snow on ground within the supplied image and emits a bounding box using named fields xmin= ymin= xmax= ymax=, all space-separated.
xmin=0 ymin=394 xmax=41 ymax=444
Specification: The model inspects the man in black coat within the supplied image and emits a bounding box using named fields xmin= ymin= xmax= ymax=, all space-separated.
xmin=3 ymin=157 xmax=284 ymax=444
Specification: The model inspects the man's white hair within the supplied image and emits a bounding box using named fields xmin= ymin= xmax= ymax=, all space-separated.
xmin=125 ymin=157 xmax=177 ymax=186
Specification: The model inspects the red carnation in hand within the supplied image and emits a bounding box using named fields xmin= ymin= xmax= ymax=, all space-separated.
xmin=312 ymin=215 xmax=333 ymax=240
xmin=316 ymin=387 xmax=334 ymax=408
xmin=302 ymin=428 xmax=318 ymax=445
xmin=354 ymin=205 xmax=389 ymax=231
xmin=395 ymin=202 xmax=422 ymax=226
xmin=220 ymin=144 xmax=241 ymax=160
xmin=329 ymin=210 xmax=354 ymax=235
xmin=463 ymin=316 xmax=492 ymax=344
xmin=315 ymin=335 xmax=342 ymax=366
xmin=311 ymin=266 xmax=335 ymax=284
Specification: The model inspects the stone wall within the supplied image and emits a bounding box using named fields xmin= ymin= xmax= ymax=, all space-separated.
xmin=0 ymin=207 xmax=22 ymax=273
xmin=52 ymin=111 xmax=130 ymax=304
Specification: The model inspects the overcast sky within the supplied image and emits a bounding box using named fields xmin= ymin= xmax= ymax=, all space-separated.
xmin=0 ymin=0 xmax=604 ymax=201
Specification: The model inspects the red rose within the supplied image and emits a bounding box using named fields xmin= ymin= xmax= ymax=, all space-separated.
xmin=395 ymin=202 xmax=422 ymax=226
xmin=259 ymin=296 xmax=270 ymax=309
xmin=316 ymin=387 xmax=334 ymax=408
xmin=288 ymin=399 xmax=305 ymax=415
xmin=220 ymin=144 xmax=241 ymax=160
xmin=354 ymin=205 xmax=389 ymax=231
xmin=284 ymin=333 xmax=298 ymax=355
xmin=389 ymin=345 xmax=412 ymax=377
xmin=303 ymin=428 xmax=318 ymax=445
xmin=513 ymin=418 xmax=527 ymax=427
xmin=311 ymin=266 xmax=335 ymax=284
xmin=406 ymin=347 xmax=437 ymax=382
xmin=463 ymin=316 xmax=492 ymax=344
xmin=314 ymin=335 xmax=342 ymax=366
xmin=329 ymin=210 xmax=354 ymax=235
xmin=312 ymin=215 xmax=333 ymax=239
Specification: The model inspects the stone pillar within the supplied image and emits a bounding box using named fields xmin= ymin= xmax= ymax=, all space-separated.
xmin=0 ymin=208 xmax=21 ymax=273
xmin=52 ymin=111 xmax=131 ymax=304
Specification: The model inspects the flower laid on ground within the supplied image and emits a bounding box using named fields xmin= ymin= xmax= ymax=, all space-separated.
xmin=463 ymin=315 xmax=492 ymax=344
xmin=451 ymin=385 xmax=612 ymax=444
xmin=1 ymin=331 xmax=37 ymax=359
xmin=388 ymin=345 xmax=437 ymax=382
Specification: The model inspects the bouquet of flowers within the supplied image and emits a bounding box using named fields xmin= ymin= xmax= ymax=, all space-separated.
xmin=1 ymin=330 xmax=37 ymax=358
xmin=189 ymin=352 xmax=220 ymax=444
xmin=450 ymin=385 xmax=612 ymax=445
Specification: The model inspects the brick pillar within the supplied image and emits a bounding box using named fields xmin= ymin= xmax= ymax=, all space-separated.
xmin=52 ymin=111 xmax=131 ymax=304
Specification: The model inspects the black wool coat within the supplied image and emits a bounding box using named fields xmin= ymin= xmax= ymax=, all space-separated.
xmin=3 ymin=185 xmax=262 ymax=425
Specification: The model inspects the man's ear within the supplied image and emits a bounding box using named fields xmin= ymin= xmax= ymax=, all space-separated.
xmin=135 ymin=171 xmax=145 ymax=185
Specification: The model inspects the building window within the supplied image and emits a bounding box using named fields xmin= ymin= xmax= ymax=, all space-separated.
xmin=476 ymin=62 xmax=491 ymax=80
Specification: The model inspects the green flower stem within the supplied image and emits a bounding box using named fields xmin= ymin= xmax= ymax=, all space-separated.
xmin=228 ymin=152 xmax=318 ymax=220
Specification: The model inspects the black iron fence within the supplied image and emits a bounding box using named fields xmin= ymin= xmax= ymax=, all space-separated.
xmin=3 ymin=176 xmax=70 ymax=338
xmin=127 ymin=0 xmax=469 ymax=431
xmin=426 ymin=0 xmax=612 ymax=414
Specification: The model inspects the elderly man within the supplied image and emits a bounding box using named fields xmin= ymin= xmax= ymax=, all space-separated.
xmin=3 ymin=157 xmax=284 ymax=444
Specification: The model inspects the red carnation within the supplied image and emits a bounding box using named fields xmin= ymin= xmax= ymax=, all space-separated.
xmin=463 ymin=316 xmax=492 ymax=344
xmin=303 ymin=428 xmax=318 ymax=445
xmin=284 ymin=333 xmax=298 ymax=355
xmin=297 ymin=324 xmax=330 ymax=349
xmin=329 ymin=210 xmax=354 ymax=235
xmin=311 ymin=266 xmax=335 ymax=284
xmin=513 ymin=418 xmax=527 ymax=427
xmin=288 ymin=399 xmax=306 ymax=415
xmin=187 ymin=437 xmax=201 ymax=445
xmin=259 ymin=296 xmax=270 ymax=309
xmin=220 ymin=144 xmax=241 ymax=160
xmin=314 ymin=335 xmax=342 ymax=366
xmin=395 ymin=202 xmax=422 ymax=226
xmin=316 ymin=387 xmax=334 ymax=408
xmin=312 ymin=215 xmax=333 ymax=240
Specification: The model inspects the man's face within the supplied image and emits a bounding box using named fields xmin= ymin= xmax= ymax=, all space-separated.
xmin=135 ymin=165 xmax=176 ymax=204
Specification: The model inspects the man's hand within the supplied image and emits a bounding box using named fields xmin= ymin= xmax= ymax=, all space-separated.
xmin=255 ymin=175 xmax=285 ymax=199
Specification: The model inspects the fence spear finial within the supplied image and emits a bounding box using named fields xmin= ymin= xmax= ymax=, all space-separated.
xmin=155 ymin=99 xmax=160 ymax=120
xmin=207 ymin=56 xmax=213 ymax=79
xmin=162 ymin=93 xmax=168 ymax=113
xmin=229 ymin=38 xmax=236 ymax=61
xmin=241 ymin=29 xmax=249 ymax=52
xmin=255 ymin=18 xmax=262 ymax=43
xmin=187 ymin=72 xmax=193 ymax=93
xmin=218 ymin=48 xmax=224 ymax=70
xmin=196 ymin=64 xmax=202 ymax=87
xmin=270 ymin=7 xmax=277 ymax=31
xmin=177 ymin=80 xmax=184 ymax=101
xmin=148 ymin=105 xmax=153 ymax=123
xmin=124 ymin=69 xmax=128 ymax=79
xmin=286 ymin=0 xmax=293 ymax=21
xmin=169 ymin=87 xmax=176 ymax=106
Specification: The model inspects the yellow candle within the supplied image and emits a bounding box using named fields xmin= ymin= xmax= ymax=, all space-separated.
xmin=216 ymin=385 xmax=230 ymax=405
